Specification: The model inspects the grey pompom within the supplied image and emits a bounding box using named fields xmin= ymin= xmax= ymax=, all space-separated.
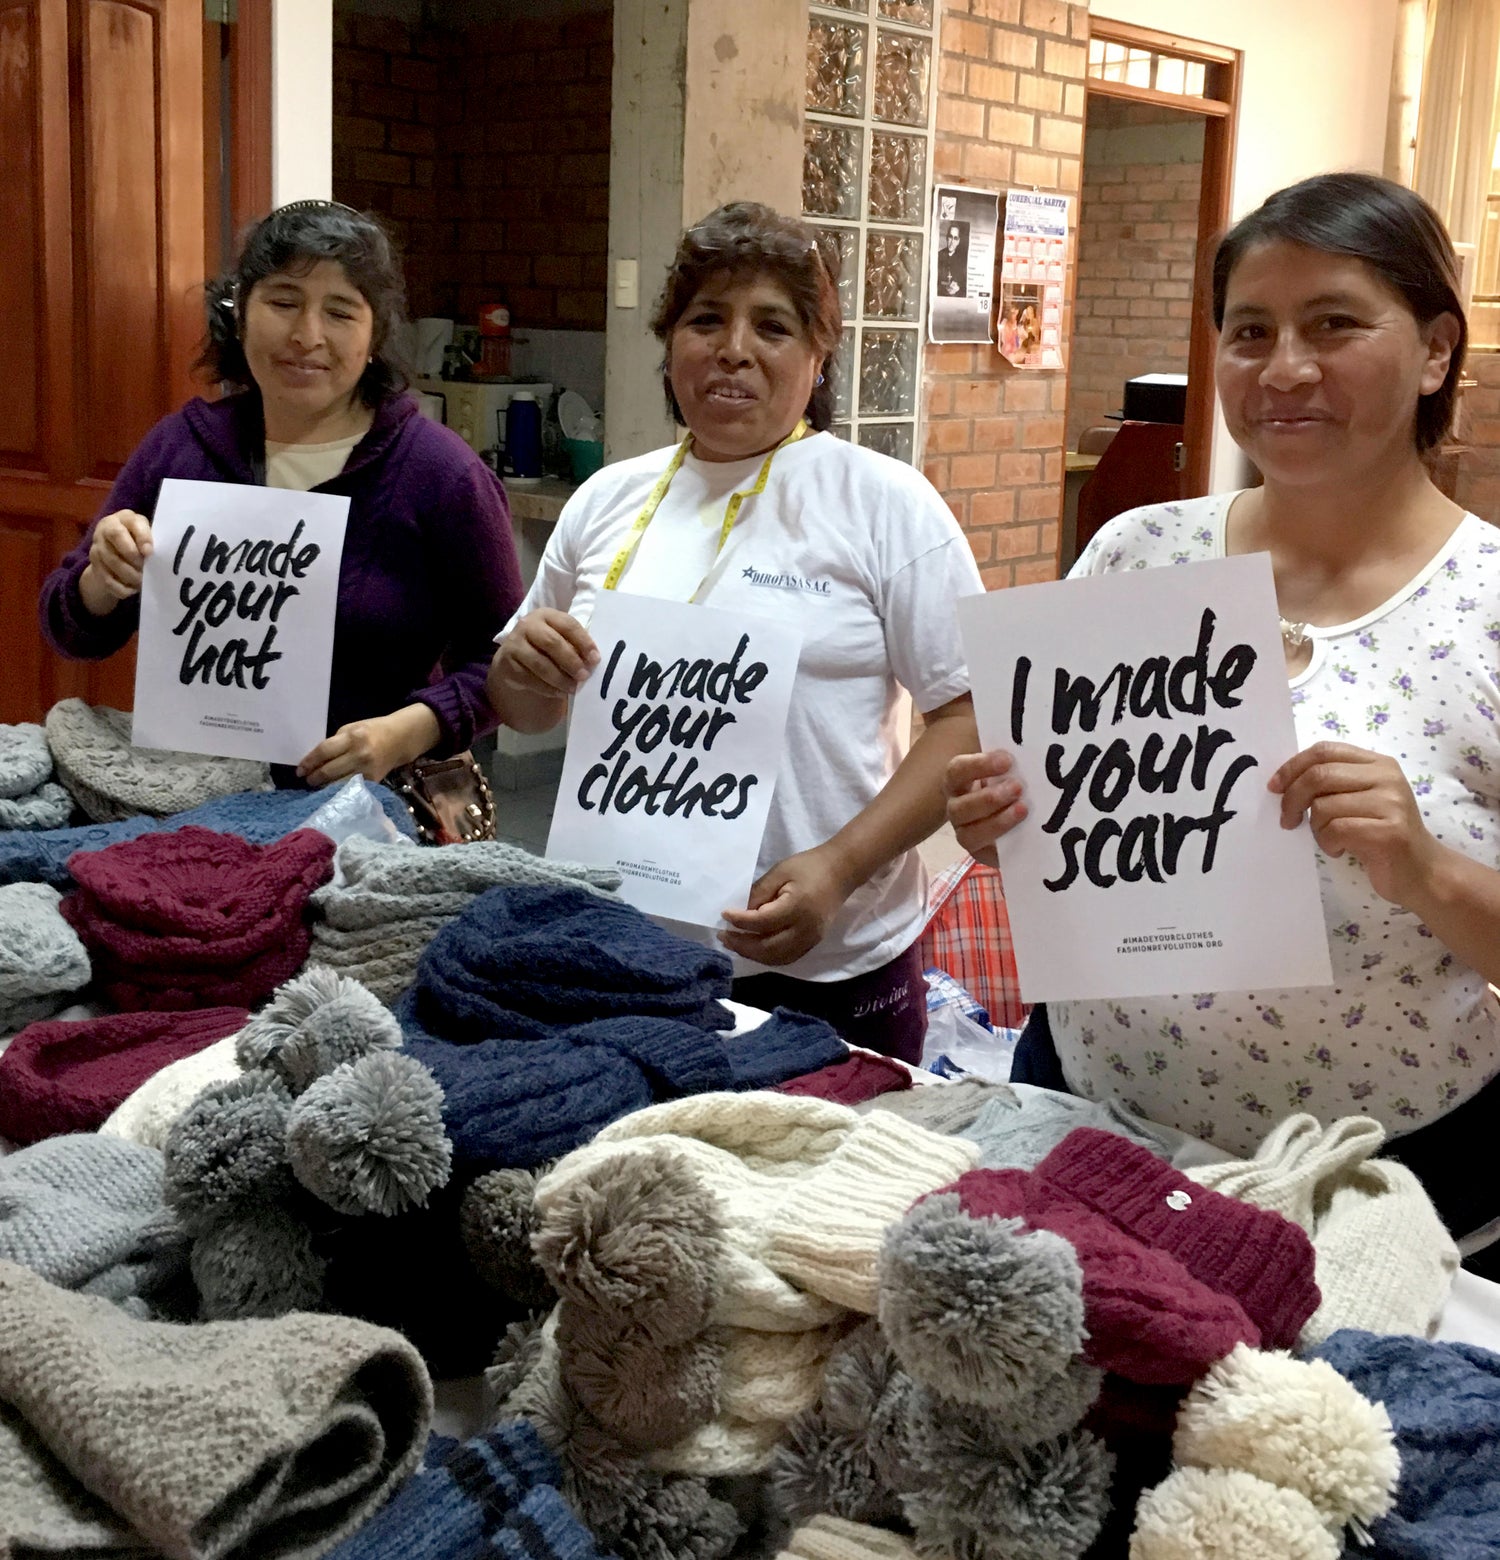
xmin=814 ymin=1323 xmax=917 ymax=1494
xmin=190 ymin=1205 xmax=325 ymax=1319
xmin=769 ymin=1411 xmax=906 ymax=1530
xmin=163 ymin=1071 xmax=294 ymax=1232
xmin=902 ymin=1429 xmax=1114 ymax=1560
xmin=879 ymin=1194 xmax=1084 ymax=1407
xmin=285 ymin=1049 xmax=452 ymax=1216
xmin=908 ymin=1365 xmax=1100 ymax=1456
xmin=533 ymin=1144 xmax=722 ymax=1346
xmin=559 ymin=1302 xmax=723 ymax=1451
xmin=460 ymin=1165 xmax=557 ymax=1308
xmin=237 ymin=965 xmax=402 ymax=1093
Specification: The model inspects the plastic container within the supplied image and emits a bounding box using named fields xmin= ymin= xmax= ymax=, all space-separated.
xmin=505 ymin=392 xmax=543 ymax=480
xmin=565 ymin=436 xmax=604 ymax=483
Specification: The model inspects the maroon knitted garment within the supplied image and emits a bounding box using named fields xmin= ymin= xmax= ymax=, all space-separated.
xmin=773 ymin=1051 xmax=913 ymax=1106
xmin=948 ymin=1166 xmax=1261 ymax=1386
xmin=0 ymin=1006 xmax=248 ymax=1143
xmin=65 ymin=826 xmax=334 ymax=938
xmin=1032 ymin=1127 xmax=1321 ymax=1351
xmin=87 ymin=926 xmax=314 ymax=1012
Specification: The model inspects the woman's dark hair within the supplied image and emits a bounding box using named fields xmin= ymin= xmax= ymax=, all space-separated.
xmin=1211 ymin=173 xmax=1466 ymax=454
xmin=196 ymin=201 xmax=413 ymax=408
xmin=650 ymin=202 xmax=843 ymax=431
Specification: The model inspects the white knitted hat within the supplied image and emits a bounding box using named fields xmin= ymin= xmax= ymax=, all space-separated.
xmin=44 ymin=701 xmax=268 ymax=822
xmin=98 ymin=1033 xmax=243 ymax=1151
xmin=1188 ymin=1113 xmax=1459 ymax=1342
xmin=537 ymin=1093 xmax=979 ymax=1323
xmin=778 ymin=1516 xmax=919 ymax=1560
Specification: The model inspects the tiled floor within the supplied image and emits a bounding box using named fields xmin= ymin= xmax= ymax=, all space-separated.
xmin=494 ymin=777 xmax=969 ymax=878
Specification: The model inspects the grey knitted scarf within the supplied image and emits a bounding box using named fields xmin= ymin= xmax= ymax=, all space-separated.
xmin=0 ymin=1260 xmax=431 ymax=1559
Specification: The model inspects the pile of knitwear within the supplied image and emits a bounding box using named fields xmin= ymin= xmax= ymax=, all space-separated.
xmin=0 ymin=776 xmax=417 ymax=890
xmin=0 ymin=721 xmax=72 ymax=831
xmin=481 ymin=1090 xmax=979 ymax=1560
xmin=43 ymin=698 xmax=269 ymax=821
xmin=0 ymin=1004 xmax=248 ymax=1144
xmin=396 ymin=883 xmax=850 ymax=1173
xmin=309 ymin=835 xmax=625 ymax=1003
xmin=0 ymin=1258 xmax=432 ymax=1559
xmin=58 ymin=824 xmax=335 ymax=1009
xmin=0 ymin=880 xmax=90 ymax=1033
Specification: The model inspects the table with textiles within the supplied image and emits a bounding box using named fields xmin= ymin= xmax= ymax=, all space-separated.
xmin=0 ymin=704 xmax=1499 ymax=1560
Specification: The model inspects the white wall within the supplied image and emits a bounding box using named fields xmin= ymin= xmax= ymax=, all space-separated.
xmin=271 ymin=0 xmax=334 ymax=205
xmin=1088 ymin=0 xmax=1400 ymax=489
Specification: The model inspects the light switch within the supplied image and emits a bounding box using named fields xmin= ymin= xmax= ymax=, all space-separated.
xmin=614 ymin=259 xmax=639 ymax=310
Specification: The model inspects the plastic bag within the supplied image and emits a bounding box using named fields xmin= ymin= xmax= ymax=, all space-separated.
xmin=302 ymin=777 xmax=412 ymax=876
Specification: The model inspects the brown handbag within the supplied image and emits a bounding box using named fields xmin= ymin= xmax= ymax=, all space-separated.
xmin=386 ymin=752 xmax=497 ymax=845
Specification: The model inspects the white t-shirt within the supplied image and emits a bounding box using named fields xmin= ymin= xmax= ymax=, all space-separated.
xmin=264 ymin=433 xmax=362 ymax=491
xmin=1050 ymin=493 xmax=1500 ymax=1154
xmin=507 ymin=431 xmax=983 ymax=982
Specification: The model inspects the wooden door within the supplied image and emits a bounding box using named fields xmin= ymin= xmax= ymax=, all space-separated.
xmin=0 ymin=0 xmax=205 ymax=722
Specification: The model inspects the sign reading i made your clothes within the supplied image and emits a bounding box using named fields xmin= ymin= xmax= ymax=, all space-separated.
xmin=132 ymin=479 xmax=350 ymax=765
xmin=547 ymin=591 xmax=801 ymax=926
xmin=959 ymin=553 xmax=1333 ymax=1002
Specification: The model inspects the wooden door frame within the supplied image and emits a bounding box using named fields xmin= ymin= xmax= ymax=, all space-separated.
xmin=229 ymin=0 xmax=272 ymax=235
xmin=1077 ymin=18 xmax=1241 ymax=500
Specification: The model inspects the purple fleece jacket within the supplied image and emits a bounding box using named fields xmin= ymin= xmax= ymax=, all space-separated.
xmin=39 ymin=391 xmax=522 ymax=758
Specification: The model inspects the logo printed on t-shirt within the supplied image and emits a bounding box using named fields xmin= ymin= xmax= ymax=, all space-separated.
xmin=740 ymin=565 xmax=831 ymax=596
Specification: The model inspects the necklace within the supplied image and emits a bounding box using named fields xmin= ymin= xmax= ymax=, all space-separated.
xmin=1278 ymin=617 xmax=1311 ymax=649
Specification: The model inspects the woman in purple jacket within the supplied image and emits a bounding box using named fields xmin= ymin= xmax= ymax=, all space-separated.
xmin=39 ymin=202 xmax=522 ymax=786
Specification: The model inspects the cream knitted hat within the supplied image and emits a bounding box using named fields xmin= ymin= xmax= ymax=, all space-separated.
xmin=0 ymin=721 xmax=53 ymax=799
xmin=45 ymin=700 xmax=269 ymax=822
xmin=778 ymin=1516 xmax=919 ymax=1560
xmin=537 ymin=1093 xmax=979 ymax=1321
xmin=98 ymin=1033 xmax=244 ymax=1150
xmin=1188 ymin=1114 xmax=1458 ymax=1343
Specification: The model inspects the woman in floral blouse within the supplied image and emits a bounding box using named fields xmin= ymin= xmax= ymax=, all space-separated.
xmin=947 ymin=173 xmax=1500 ymax=1267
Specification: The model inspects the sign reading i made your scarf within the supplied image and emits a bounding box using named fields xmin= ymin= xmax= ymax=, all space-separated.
xmin=132 ymin=479 xmax=350 ymax=764
xmin=547 ymin=591 xmax=801 ymax=926
xmin=959 ymin=553 xmax=1332 ymax=1002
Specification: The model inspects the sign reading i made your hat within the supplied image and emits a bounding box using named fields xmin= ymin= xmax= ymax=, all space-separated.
xmin=132 ymin=479 xmax=350 ymax=765
xmin=958 ymin=553 xmax=1332 ymax=1002
xmin=547 ymin=591 xmax=801 ymax=927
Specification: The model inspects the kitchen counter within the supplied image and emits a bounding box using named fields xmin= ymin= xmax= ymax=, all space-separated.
xmin=504 ymin=477 xmax=575 ymax=523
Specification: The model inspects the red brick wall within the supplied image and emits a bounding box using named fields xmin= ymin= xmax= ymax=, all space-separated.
xmin=332 ymin=8 xmax=611 ymax=331
xmin=1067 ymin=111 xmax=1200 ymax=450
xmin=923 ymin=0 xmax=1088 ymax=590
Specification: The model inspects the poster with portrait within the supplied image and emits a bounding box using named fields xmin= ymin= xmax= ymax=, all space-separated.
xmin=546 ymin=592 xmax=802 ymax=927
xmin=958 ymin=554 xmax=1333 ymax=1002
xmin=999 ymin=189 xmax=1072 ymax=368
xmin=133 ymin=479 xmax=350 ymax=765
xmin=928 ymin=185 xmax=1000 ymax=344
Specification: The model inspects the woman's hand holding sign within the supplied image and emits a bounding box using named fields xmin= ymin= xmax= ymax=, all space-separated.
xmin=79 ymin=511 xmax=154 ymax=615
xmin=297 ymin=704 xmax=441 ymax=787
xmin=489 ymin=608 xmax=601 ymax=733
xmin=719 ymin=843 xmax=853 ymax=965
xmin=944 ymin=749 xmax=1028 ymax=869
xmin=1269 ymin=741 xmax=1442 ymax=909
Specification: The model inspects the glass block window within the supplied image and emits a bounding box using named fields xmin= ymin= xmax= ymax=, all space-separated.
xmin=805 ymin=0 xmax=939 ymax=466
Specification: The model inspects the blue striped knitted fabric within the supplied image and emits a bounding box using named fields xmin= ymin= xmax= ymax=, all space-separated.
xmin=325 ymin=1420 xmax=613 ymax=1560
xmin=0 ymin=783 xmax=417 ymax=889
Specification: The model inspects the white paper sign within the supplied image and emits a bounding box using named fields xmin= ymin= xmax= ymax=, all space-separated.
xmin=958 ymin=554 xmax=1333 ymax=1002
xmin=133 ymin=479 xmax=351 ymax=765
xmin=546 ymin=592 xmax=801 ymax=926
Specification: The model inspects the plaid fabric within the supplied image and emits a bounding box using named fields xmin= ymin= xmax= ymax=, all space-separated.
xmin=918 ymin=858 xmax=1028 ymax=1031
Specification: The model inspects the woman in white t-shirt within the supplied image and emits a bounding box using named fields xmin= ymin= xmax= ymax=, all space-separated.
xmin=947 ymin=173 xmax=1500 ymax=1264
xmin=489 ymin=203 xmax=983 ymax=1061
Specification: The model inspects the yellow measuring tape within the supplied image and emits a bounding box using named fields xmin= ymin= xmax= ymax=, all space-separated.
xmin=602 ymin=420 xmax=809 ymax=602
